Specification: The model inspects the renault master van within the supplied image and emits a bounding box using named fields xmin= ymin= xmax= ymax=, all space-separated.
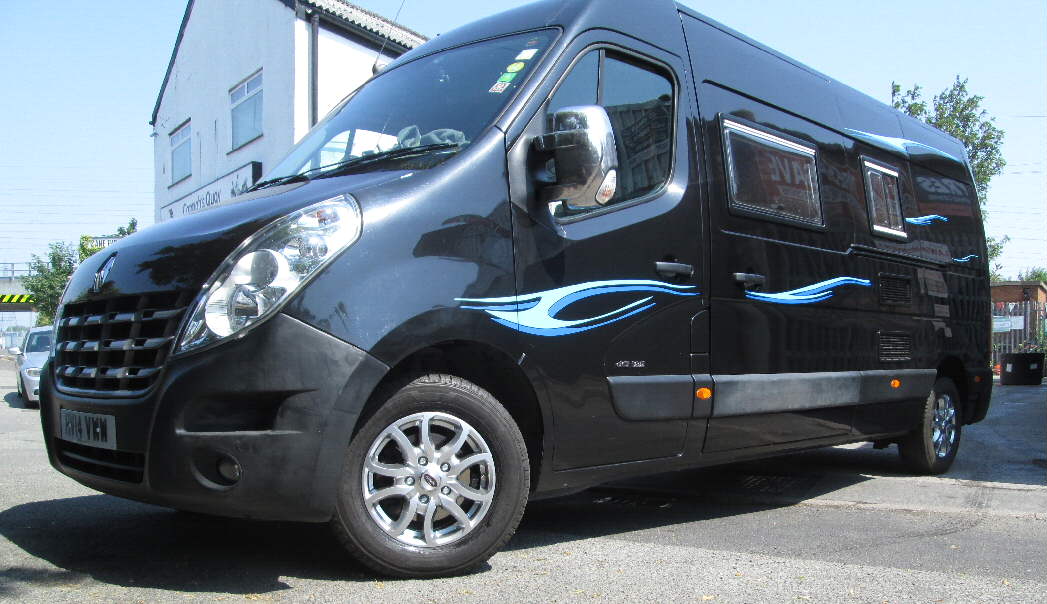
xmin=42 ymin=0 xmax=992 ymax=577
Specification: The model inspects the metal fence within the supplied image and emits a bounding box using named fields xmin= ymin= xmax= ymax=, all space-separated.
xmin=0 ymin=263 xmax=32 ymax=279
xmin=992 ymin=300 xmax=1047 ymax=366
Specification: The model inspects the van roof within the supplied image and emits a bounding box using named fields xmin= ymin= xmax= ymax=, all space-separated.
xmin=391 ymin=0 xmax=968 ymax=177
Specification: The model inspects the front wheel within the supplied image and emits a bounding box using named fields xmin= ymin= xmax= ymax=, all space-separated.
xmin=332 ymin=374 xmax=529 ymax=578
xmin=898 ymin=377 xmax=962 ymax=474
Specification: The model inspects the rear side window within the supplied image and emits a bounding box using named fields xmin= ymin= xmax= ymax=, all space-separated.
xmin=863 ymin=159 xmax=906 ymax=239
xmin=722 ymin=119 xmax=821 ymax=226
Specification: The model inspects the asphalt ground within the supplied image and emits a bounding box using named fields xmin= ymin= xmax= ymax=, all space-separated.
xmin=0 ymin=354 xmax=1044 ymax=602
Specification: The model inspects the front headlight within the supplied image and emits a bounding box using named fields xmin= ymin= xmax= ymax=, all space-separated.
xmin=176 ymin=195 xmax=362 ymax=354
xmin=26 ymin=368 xmax=41 ymax=378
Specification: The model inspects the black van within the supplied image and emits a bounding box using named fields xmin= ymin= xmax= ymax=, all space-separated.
xmin=41 ymin=0 xmax=992 ymax=577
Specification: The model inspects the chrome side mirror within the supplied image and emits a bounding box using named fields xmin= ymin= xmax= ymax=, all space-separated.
xmin=533 ymin=105 xmax=619 ymax=212
xmin=7 ymin=347 xmax=21 ymax=356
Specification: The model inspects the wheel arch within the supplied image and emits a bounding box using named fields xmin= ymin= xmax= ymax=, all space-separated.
xmin=936 ymin=355 xmax=969 ymax=423
xmin=357 ymin=340 xmax=546 ymax=489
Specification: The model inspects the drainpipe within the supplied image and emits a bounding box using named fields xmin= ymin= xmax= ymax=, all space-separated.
xmin=309 ymin=11 xmax=319 ymax=126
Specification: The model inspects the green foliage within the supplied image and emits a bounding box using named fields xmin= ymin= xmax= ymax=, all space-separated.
xmin=20 ymin=218 xmax=140 ymax=326
xmin=892 ymin=77 xmax=1008 ymax=278
xmin=1017 ymin=266 xmax=1047 ymax=283
xmin=20 ymin=242 xmax=77 ymax=326
xmin=115 ymin=218 xmax=138 ymax=238
xmin=78 ymin=235 xmax=104 ymax=262
xmin=891 ymin=76 xmax=1006 ymax=207
xmin=988 ymin=235 xmax=1010 ymax=282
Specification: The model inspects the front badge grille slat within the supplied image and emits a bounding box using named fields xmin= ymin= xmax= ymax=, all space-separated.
xmin=54 ymin=291 xmax=191 ymax=397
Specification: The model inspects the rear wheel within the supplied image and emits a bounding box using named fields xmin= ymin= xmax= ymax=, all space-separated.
xmin=899 ymin=377 xmax=962 ymax=474
xmin=331 ymin=374 xmax=529 ymax=578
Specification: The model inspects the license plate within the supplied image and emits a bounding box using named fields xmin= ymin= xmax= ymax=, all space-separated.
xmin=60 ymin=409 xmax=117 ymax=450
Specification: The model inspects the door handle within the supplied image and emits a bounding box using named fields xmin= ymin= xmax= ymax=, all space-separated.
xmin=655 ymin=261 xmax=694 ymax=278
xmin=733 ymin=272 xmax=766 ymax=289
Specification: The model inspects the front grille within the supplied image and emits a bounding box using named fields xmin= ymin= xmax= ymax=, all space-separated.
xmin=55 ymin=439 xmax=145 ymax=482
xmin=878 ymin=331 xmax=913 ymax=362
xmin=878 ymin=274 xmax=912 ymax=306
xmin=55 ymin=291 xmax=192 ymax=397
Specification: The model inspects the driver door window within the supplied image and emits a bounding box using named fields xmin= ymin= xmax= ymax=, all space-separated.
xmin=547 ymin=50 xmax=674 ymax=216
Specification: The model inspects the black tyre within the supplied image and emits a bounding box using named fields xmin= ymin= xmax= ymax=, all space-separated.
xmin=16 ymin=374 xmax=25 ymax=400
xmin=332 ymin=374 xmax=530 ymax=578
xmin=899 ymin=377 xmax=962 ymax=475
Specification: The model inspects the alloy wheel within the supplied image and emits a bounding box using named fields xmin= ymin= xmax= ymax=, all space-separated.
xmin=361 ymin=411 xmax=495 ymax=548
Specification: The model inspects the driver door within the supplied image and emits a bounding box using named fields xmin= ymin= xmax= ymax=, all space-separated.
xmin=507 ymin=40 xmax=706 ymax=470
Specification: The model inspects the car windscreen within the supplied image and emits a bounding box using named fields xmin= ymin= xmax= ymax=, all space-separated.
xmin=263 ymin=30 xmax=555 ymax=181
xmin=25 ymin=332 xmax=52 ymax=353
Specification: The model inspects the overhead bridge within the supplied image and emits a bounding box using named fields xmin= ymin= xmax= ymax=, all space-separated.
xmin=1 ymin=263 xmax=35 ymax=312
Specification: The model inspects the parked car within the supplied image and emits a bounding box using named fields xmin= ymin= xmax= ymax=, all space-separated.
xmin=41 ymin=0 xmax=991 ymax=577
xmin=9 ymin=326 xmax=52 ymax=407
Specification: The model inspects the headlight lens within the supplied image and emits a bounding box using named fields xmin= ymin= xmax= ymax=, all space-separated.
xmin=176 ymin=195 xmax=362 ymax=354
xmin=26 ymin=368 xmax=41 ymax=378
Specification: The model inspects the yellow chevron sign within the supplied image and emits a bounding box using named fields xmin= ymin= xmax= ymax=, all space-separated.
xmin=0 ymin=294 xmax=34 ymax=304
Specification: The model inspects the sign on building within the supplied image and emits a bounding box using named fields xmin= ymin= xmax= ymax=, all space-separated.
xmin=159 ymin=162 xmax=262 ymax=222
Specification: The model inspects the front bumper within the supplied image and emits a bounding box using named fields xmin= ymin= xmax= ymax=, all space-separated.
xmin=21 ymin=370 xmax=40 ymax=402
xmin=39 ymin=313 xmax=387 ymax=522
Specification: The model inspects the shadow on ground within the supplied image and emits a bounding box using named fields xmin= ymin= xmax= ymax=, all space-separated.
xmin=3 ymin=390 xmax=31 ymax=410
xmin=0 ymin=466 xmax=871 ymax=596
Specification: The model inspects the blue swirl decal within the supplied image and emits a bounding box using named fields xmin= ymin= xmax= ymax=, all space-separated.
xmin=457 ymin=280 xmax=697 ymax=336
xmin=905 ymin=215 xmax=949 ymax=226
xmin=953 ymin=254 xmax=978 ymax=263
xmin=745 ymin=277 xmax=872 ymax=305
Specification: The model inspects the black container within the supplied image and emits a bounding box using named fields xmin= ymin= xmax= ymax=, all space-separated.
xmin=1000 ymin=353 xmax=1045 ymax=386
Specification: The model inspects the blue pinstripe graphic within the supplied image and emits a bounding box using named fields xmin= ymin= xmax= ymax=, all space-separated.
xmin=456 ymin=280 xmax=697 ymax=337
xmin=745 ymin=277 xmax=872 ymax=305
xmin=905 ymin=215 xmax=949 ymax=225
xmin=953 ymin=255 xmax=978 ymax=263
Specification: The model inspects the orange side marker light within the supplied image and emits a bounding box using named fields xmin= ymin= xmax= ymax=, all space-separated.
xmin=889 ymin=379 xmax=901 ymax=389
xmin=696 ymin=387 xmax=713 ymax=400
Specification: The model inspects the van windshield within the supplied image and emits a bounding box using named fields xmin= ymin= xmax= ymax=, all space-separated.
xmin=261 ymin=30 xmax=554 ymax=186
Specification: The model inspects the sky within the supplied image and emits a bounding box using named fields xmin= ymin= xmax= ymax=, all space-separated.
xmin=0 ymin=0 xmax=1044 ymax=280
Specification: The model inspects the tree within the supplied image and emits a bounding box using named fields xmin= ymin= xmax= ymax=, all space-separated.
xmin=20 ymin=242 xmax=77 ymax=327
xmin=116 ymin=217 xmax=138 ymax=237
xmin=891 ymin=77 xmax=1006 ymax=206
xmin=891 ymin=76 xmax=1007 ymax=276
xmin=79 ymin=218 xmax=139 ymax=262
xmin=20 ymin=218 xmax=140 ymax=326
xmin=987 ymin=236 xmax=1010 ymax=283
xmin=78 ymin=235 xmax=104 ymax=262
xmin=1017 ymin=267 xmax=1047 ymax=283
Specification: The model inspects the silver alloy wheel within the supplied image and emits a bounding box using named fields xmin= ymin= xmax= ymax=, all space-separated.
xmin=931 ymin=392 xmax=958 ymax=458
xmin=361 ymin=411 xmax=496 ymax=548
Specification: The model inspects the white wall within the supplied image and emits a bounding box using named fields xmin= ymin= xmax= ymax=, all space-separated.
xmin=154 ymin=1 xmax=409 ymax=222
xmin=292 ymin=21 xmax=400 ymax=142
xmin=152 ymin=0 xmax=297 ymax=222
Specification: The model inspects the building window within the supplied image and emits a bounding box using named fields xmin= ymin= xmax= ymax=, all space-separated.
xmin=170 ymin=121 xmax=191 ymax=184
xmin=230 ymin=71 xmax=263 ymax=150
xmin=722 ymin=119 xmax=822 ymax=226
xmin=863 ymin=159 xmax=906 ymax=239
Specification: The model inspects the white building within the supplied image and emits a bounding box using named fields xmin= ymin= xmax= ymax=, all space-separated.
xmin=150 ymin=0 xmax=425 ymax=223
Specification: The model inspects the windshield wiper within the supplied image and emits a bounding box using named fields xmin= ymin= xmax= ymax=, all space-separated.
xmin=313 ymin=143 xmax=464 ymax=179
xmin=247 ymin=171 xmax=312 ymax=192
xmin=248 ymin=143 xmax=463 ymax=192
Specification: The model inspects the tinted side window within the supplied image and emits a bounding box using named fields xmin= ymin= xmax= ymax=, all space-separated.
xmin=602 ymin=56 xmax=673 ymax=203
xmin=546 ymin=51 xmax=599 ymax=127
xmin=863 ymin=159 xmax=906 ymax=238
xmin=723 ymin=119 xmax=822 ymax=226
